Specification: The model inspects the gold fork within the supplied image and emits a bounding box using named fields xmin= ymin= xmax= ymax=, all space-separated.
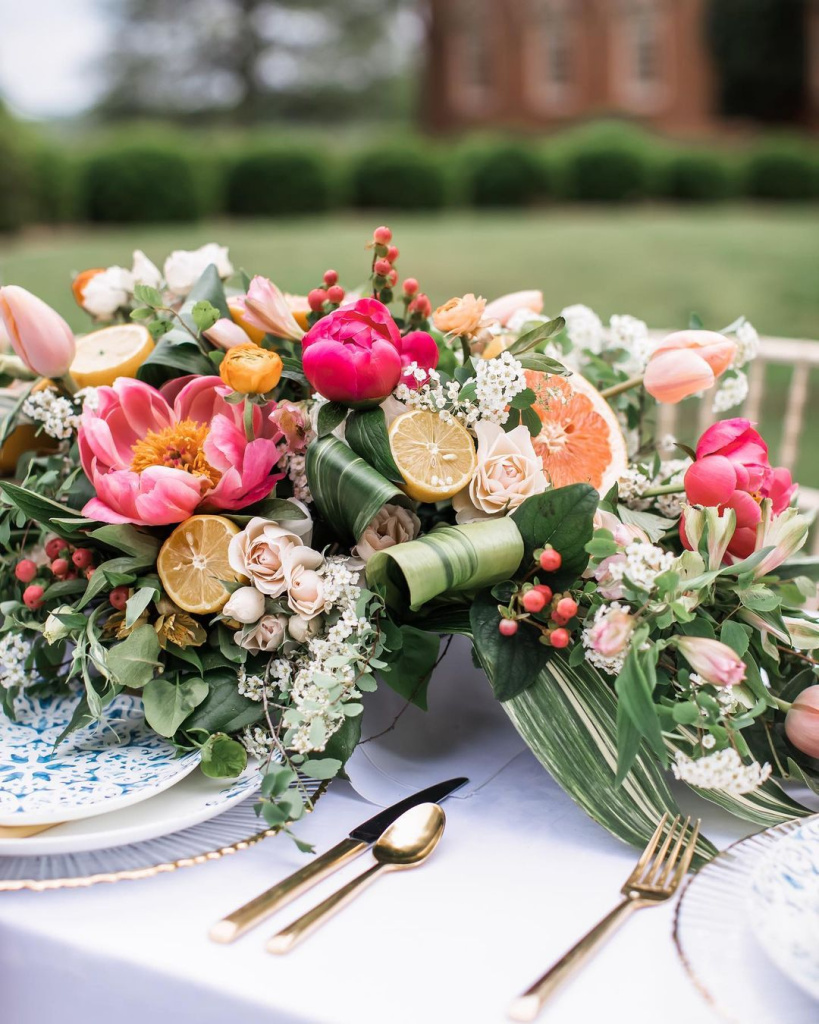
xmin=508 ymin=813 xmax=701 ymax=1022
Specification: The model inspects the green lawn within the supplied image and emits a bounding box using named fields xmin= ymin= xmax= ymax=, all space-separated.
xmin=2 ymin=206 xmax=819 ymax=480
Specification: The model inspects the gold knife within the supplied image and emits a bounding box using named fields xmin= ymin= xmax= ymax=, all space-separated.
xmin=209 ymin=776 xmax=467 ymax=943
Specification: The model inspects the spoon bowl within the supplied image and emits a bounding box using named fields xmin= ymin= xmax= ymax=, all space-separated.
xmin=373 ymin=803 xmax=446 ymax=869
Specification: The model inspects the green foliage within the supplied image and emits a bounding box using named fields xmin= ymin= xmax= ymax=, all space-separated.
xmin=226 ymin=148 xmax=333 ymax=216
xmin=378 ymin=625 xmax=440 ymax=709
xmin=510 ymin=484 xmax=598 ymax=588
xmin=745 ymin=147 xmax=818 ymax=201
xmin=661 ymin=152 xmax=734 ymax=202
xmin=349 ymin=145 xmax=448 ymax=210
xmin=470 ymin=592 xmax=549 ymax=701
xmin=0 ymin=105 xmax=31 ymax=232
xmin=564 ymin=142 xmax=651 ymax=203
xmin=106 ymin=624 xmax=161 ymax=689
xmin=464 ymin=142 xmax=550 ymax=207
xmin=143 ymin=676 xmax=209 ymax=737
xmin=184 ymin=668 xmax=264 ymax=734
xmin=200 ymin=732 xmax=247 ymax=778
xmin=345 ymin=408 xmax=401 ymax=481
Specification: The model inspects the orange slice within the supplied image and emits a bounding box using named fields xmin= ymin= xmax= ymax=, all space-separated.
xmin=389 ymin=410 xmax=477 ymax=503
xmin=526 ymin=370 xmax=628 ymax=495
xmin=157 ymin=515 xmax=243 ymax=615
xmin=70 ymin=324 xmax=154 ymax=388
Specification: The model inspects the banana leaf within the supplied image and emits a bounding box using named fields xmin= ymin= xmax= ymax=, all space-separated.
xmin=488 ymin=653 xmax=717 ymax=863
xmin=305 ymin=435 xmax=414 ymax=543
xmin=686 ymin=779 xmax=812 ymax=827
xmin=367 ymin=518 xmax=524 ymax=611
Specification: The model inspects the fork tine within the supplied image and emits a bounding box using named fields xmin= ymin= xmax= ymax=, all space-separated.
xmin=642 ymin=815 xmax=681 ymax=886
xmin=656 ymin=816 xmax=691 ymax=888
xmin=670 ymin=819 xmax=701 ymax=890
xmin=627 ymin=812 xmax=668 ymax=885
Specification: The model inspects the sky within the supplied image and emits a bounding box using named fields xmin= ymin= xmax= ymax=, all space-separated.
xmin=0 ymin=0 xmax=108 ymax=119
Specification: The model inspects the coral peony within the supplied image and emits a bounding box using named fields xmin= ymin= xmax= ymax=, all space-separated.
xmin=644 ymin=330 xmax=736 ymax=405
xmin=78 ymin=377 xmax=284 ymax=526
xmin=301 ymin=298 xmax=403 ymax=407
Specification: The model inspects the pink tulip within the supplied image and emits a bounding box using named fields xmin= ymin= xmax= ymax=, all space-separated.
xmin=301 ymin=298 xmax=403 ymax=407
xmin=397 ymin=330 xmax=439 ymax=389
xmin=785 ymin=685 xmax=819 ymax=758
xmin=0 ymin=285 xmax=76 ymax=378
xmin=644 ymin=330 xmax=736 ymax=405
xmin=676 ymin=636 xmax=746 ymax=687
xmin=239 ymin=276 xmax=305 ymax=341
xmin=484 ymin=290 xmax=544 ymax=326
xmin=79 ymin=377 xmax=284 ymax=526
xmin=204 ymin=318 xmax=254 ymax=351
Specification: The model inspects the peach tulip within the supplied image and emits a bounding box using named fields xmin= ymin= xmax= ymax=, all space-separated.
xmin=644 ymin=330 xmax=736 ymax=405
xmin=484 ymin=290 xmax=544 ymax=327
xmin=0 ymin=285 xmax=76 ymax=378
xmin=785 ymin=685 xmax=819 ymax=758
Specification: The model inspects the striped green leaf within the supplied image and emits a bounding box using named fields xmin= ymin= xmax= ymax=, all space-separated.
xmin=493 ymin=654 xmax=717 ymax=862
xmin=685 ymin=779 xmax=812 ymax=827
xmin=305 ymin=436 xmax=413 ymax=544
xmin=367 ymin=518 xmax=524 ymax=611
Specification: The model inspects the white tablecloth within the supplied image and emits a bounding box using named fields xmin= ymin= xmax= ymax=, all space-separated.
xmin=1 ymin=745 xmax=802 ymax=1024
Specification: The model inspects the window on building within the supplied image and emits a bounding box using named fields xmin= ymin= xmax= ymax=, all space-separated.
xmin=449 ymin=0 xmax=494 ymax=114
xmin=613 ymin=0 xmax=667 ymax=111
xmin=526 ymin=0 xmax=575 ymax=112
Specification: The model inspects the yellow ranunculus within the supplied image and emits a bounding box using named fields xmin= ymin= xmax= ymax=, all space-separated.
xmin=219 ymin=343 xmax=283 ymax=394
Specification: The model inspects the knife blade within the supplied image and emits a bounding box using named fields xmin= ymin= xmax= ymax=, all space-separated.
xmin=209 ymin=776 xmax=467 ymax=943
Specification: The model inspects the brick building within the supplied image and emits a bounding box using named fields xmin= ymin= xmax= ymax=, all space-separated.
xmin=422 ymin=0 xmax=819 ymax=135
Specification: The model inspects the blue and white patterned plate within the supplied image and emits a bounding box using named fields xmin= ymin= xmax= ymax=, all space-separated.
xmin=748 ymin=817 xmax=819 ymax=1001
xmin=0 ymin=692 xmax=199 ymax=826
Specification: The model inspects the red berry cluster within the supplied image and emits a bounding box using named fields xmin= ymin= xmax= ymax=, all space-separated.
xmin=369 ymin=225 xmax=400 ymax=304
xmin=497 ymin=546 xmax=578 ymax=649
xmin=307 ymin=268 xmax=347 ymax=315
xmin=14 ymin=536 xmax=97 ymax=611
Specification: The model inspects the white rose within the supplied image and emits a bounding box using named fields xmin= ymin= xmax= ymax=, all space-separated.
xmin=163 ymin=243 xmax=233 ymax=298
xmin=288 ymin=612 xmax=324 ymax=643
xmin=130 ymin=249 xmax=162 ymax=290
xmin=284 ymin=546 xmax=325 ymax=619
xmin=354 ymin=503 xmax=421 ymax=562
xmin=228 ymin=518 xmax=304 ymax=597
xmin=238 ymin=614 xmax=287 ymax=653
xmin=81 ymin=266 xmax=132 ymax=319
xmin=222 ymin=586 xmax=265 ymax=624
xmin=452 ymin=421 xmax=547 ymax=523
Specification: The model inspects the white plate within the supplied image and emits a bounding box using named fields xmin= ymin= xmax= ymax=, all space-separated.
xmin=0 ymin=759 xmax=262 ymax=856
xmin=674 ymin=816 xmax=819 ymax=1024
xmin=749 ymin=817 xmax=819 ymax=1001
xmin=0 ymin=692 xmax=199 ymax=826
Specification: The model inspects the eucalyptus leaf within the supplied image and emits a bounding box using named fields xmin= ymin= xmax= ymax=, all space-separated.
xmin=143 ymin=676 xmax=209 ymax=738
xmin=106 ymin=625 xmax=161 ymax=690
xmin=200 ymin=733 xmax=247 ymax=778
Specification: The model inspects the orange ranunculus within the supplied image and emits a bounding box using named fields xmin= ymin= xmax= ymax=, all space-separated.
xmin=643 ymin=329 xmax=737 ymax=405
xmin=71 ymin=268 xmax=106 ymax=309
xmin=432 ymin=293 xmax=486 ymax=338
xmin=219 ymin=343 xmax=283 ymax=395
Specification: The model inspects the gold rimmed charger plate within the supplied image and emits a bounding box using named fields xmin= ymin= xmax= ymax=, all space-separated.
xmin=0 ymin=781 xmax=327 ymax=892
xmin=673 ymin=813 xmax=818 ymax=1023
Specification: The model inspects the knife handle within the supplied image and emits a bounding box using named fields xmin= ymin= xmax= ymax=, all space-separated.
xmin=209 ymin=837 xmax=368 ymax=943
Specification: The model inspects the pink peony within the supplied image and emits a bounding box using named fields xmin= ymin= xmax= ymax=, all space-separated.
xmin=78 ymin=377 xmax=284 ymax=526
xmin=682 ymin=418 xmax=796 ymax=560
xmin=301 ymin=298 xmax=403 ymax=407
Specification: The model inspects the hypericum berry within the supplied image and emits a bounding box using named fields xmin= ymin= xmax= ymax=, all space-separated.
xmin=550 ymin=628 xmax=570 ymax=648
xmin=521 ymin=588 xmax=547 ymax=614
xmin=109 ymin=586 xmax=129 ymax=611
xmin=45 ymin=537 xmax=64 ymax=560
xmin=51 ymin=558 xmax=69 ymax=578
xmin=402 ymin=277 xmax=419 ymax=296
xmin=374 ymin=258 xmax=392 ymax=278
xmin=555 ymin=597 xmax=578 ymax=620
xmin=551 ymin=610 xmax=569 ymax=626
xmin=23 ymin=584 xmax=45 ymax=610
xmin=533 ymin=584 xmax=553 ymax=604
xmin=64 ymin=571 xmax=78 ymax=581
xmin=327 ymin=285 xmax=345 ymax=305
xmin=323 ymin=269 xmax=338 ymax=287
xmin=373 ymin=225 xmax=392 ymax=245
xmin=539 ymin=547 xmax=562 ymax=572
xmin=386 ymin=245 xmax=399 ymax=262
xmin=307 ymin=288 xmax=328 ymax=312
xmin=14 ymin=559 xmax=37 ymax=584
xmin=71 ymin=548 xmax=94 ymax=570
xmin=387 ymin=268 xmax=398 ymax=286
xmin=410 ymin=293 xmax=432 ymax=317
xmin=84 ymin=567 xmax=96 ymax=580
xmin=498 ymin=618 xmax=519 ymax=637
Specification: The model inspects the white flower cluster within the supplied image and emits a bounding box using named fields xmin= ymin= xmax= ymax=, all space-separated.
xmin=672 ymin=748 xmax=772 ymax=795
xmin=242 ymin=725 xmax=276 ymax=760
xmin=0 ymin=633 xmax=33 ymax=690
xmin=654 ymin=458 xmax=690 ymax=519
xmin=608 ymin=314 xmax=652 ymax=372
xmin=581 ymin=601 xmax=633 ymax=676
xmin=561 ymin=304 xmax=603 ymax=355
xmin=618 ymin=466 xmax=651 ymax=510
xmin=285 ymin=452 xmax=311 ymax=504
xmin=22 ymin=388 xmax=81 ymax=441
xmin=619 ymin=457 xmax=690 ymax=517
xmin=733 ymin=320 xmax=760 ymax=368
xmin=713 ymin=370 xmax=749 ymax=413
xmin=236 ymin=667 xmax=270 ymax=703
xmin=608 ymin=541 xmax=676 ymax=592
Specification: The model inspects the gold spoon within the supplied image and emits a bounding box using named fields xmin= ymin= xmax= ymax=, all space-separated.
xmin=266 ymin=802 xmax=446 ymax=954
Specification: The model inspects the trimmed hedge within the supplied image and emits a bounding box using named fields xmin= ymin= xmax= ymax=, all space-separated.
xmin=226 ymin=148 xmax=333 ymax=216
xmin=661 ymin=152 xmax=734 ymax=202
xmin=745 ymin=148 xmax=817 ymax=200
xmin=348 ymin=145 xmax=448 ymax=210
xmin=563 ymin=143 xmax=651 ymax=202
xmin=0 ymin=108 xmax=31 ymax=232
xmin=464 ymin=142 xmax=550 ymax=206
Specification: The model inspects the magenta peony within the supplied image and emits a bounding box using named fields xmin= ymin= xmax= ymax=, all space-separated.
xmin=397 ymin=330 xmax=439 ymax=389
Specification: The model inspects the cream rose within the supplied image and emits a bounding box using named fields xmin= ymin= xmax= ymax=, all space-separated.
xmin=452 ymin=421 xmax=547 ymax=523
xmin=228 ymin=518 xmax=304 ymax=597
xmin=354 ymin=503 xmax=421 ymax=563
xmin=82 ymin=266 xmax=132 ymax=319
xmin=288 ymin=612 xmax=324 ymax=643
xmin=163 ymin=243 xmax=233 ymax=298
xmin=284 ymin=546 xmax=325 ymax=619
xmin=238 ymin=614 xmax=287 ymax=653
xmin=222 ymin=586 xmax=265 ymax=624
xmin=432 ymin=293 xmax=486 ymax=337
xmin=131 ymin=249 xmax=162 ymax=290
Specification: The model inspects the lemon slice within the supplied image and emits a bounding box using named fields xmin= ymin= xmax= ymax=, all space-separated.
xmin=157 ymin=515 xmax=243 ymax=615
xmin=70 ymin=324 xmax=155 ymax=388
xmin=389 ymin=410 xmax=477 ymax=503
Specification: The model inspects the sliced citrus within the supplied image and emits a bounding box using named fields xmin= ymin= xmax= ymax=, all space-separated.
xmin=70 ymin=324 xmax=155 ymax=389
xmin=526 ymin=370 xmax=628 ymax=495
xmin=389 ymin=410 xmax=477 ymax=503
xmin=157 ymin=515 xmax=242 ymax=615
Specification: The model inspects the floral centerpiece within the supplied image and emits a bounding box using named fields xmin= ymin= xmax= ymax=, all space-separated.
xmin=0 ymin=228 xmax=817 ymax=855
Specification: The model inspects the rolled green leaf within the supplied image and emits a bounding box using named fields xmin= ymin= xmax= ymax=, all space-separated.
xmin=367 ymin=518 xmax=524 ymax=611
xmin=305 ymin=435 xmax=413 ymax=544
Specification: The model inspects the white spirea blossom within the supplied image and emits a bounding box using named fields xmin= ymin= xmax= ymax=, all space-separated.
xmin=618 ymin=466 xmax=652 ymax=510
xmin=607 ymin=541 xmax=676 ymax=592
xmin=608 ymin=314 xmax=651 ymax=371
xmin=733 ymin=320 xmax=760 ymax=368
xmin=0 ymin=633 xmax=33 ymax=690
xmin=22 ymin=388 xmax=81 ymax=441
xmin=560 ymin=304 xmax=603 ymax=355
xmin=581 ymin=601 xmax=633 ymax=676
xmin=242 ymin=725 xmax=276 ymax=760
xmin=237 ymin=667 xmax=270 ymax=702
xmin=672 ymin=748 xmax=771 ymax=795
xmin=713 ymin=370 xmax=749 ymax=413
